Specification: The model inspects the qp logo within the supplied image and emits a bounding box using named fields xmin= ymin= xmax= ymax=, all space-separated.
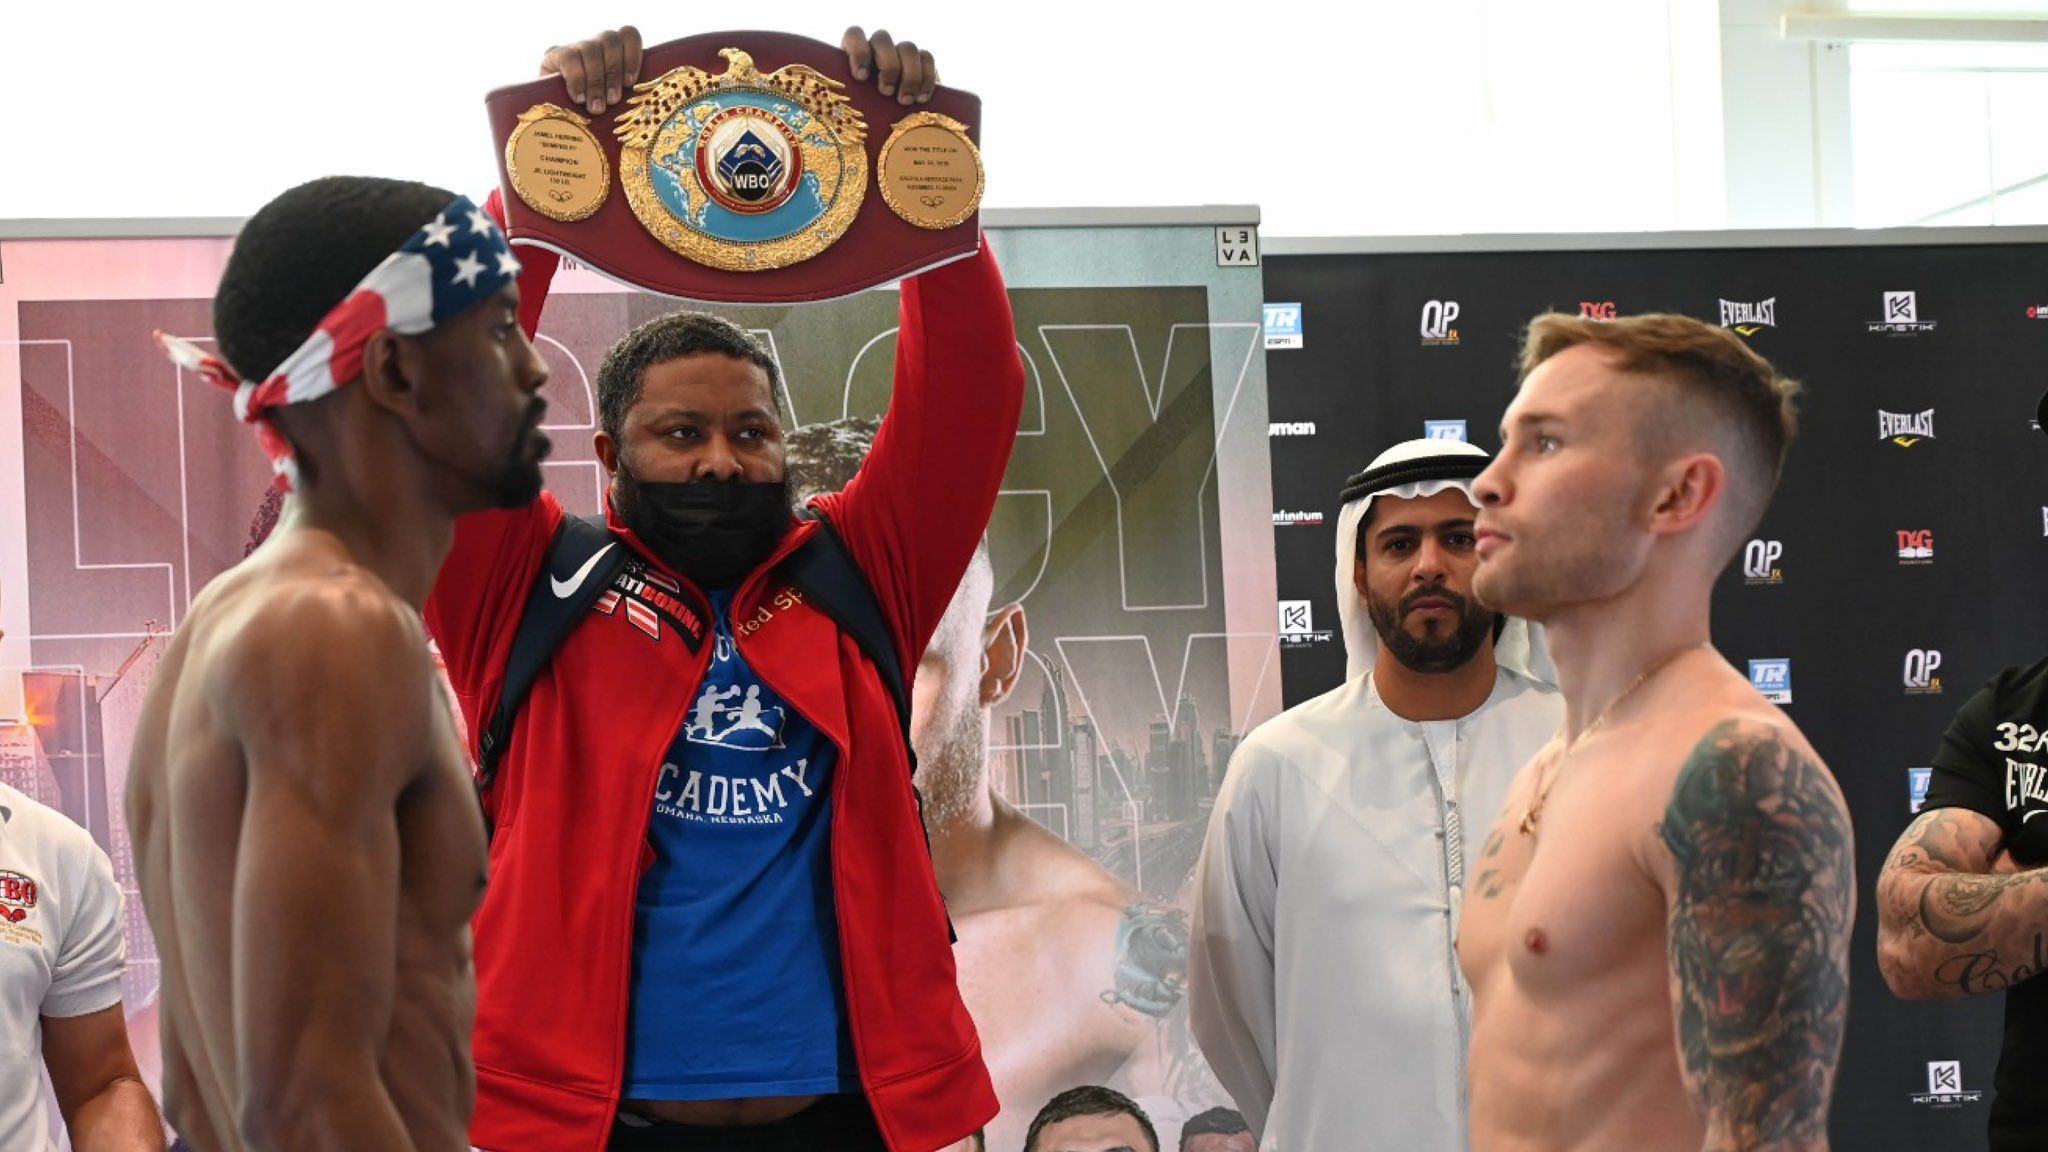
xmin=1749 ymin=658 xmax=1791 ymax=704
xmin=1904 ymin=649 xmax=1944 ymax=695
xmin=1420 ymin=300 xmax=1461 ymax=346
xmin=1742 ymin=539 xmax=1783 ymax=585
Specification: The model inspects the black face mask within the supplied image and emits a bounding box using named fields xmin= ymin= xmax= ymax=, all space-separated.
xmin=613 ymin=472 xmax=792 ymax=590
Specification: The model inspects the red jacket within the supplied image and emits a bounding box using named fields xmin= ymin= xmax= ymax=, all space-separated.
xmin=427 ymin=210 xmax=1022 ymax=1152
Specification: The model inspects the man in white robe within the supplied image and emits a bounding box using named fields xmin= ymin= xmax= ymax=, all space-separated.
xmin=1189 ymin=438 xmax=1562 ymax=1151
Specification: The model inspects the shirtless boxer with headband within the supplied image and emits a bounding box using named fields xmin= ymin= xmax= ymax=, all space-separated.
xmin=127 ymin=177 xmax=549 ymax=1150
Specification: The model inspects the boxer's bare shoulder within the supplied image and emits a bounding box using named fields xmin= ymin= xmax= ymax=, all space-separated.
xmin=128 ymin=534 xmax=486 ymax=1151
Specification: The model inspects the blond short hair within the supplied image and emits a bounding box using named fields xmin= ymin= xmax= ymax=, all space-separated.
xmin=1519 ymin=312 xmax=1801 ymax=538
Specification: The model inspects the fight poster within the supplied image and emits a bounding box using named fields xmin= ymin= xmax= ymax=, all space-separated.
xmin=0 ymin=219 xmax=1276 ymax=1150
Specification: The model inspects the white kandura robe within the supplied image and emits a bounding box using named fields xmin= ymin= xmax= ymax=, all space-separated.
xmin=1190 ymin=451 xmax=1562 ymax=1152
xmin=1190 ymin=670 xmax=1561 ymax=1150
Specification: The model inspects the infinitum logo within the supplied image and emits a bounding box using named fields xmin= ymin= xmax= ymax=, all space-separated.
xmin=1868 ymin=291 xmax=1937 ymax=336
xmin=1910 ymin=1060 xmax=1983 ymax=1108
xmin=1879 ymin=409 xmax=1935 ymax=447
xmin=1271 ymin=510 xmax=1325 ymax=527
xmin=1742 ymin=540 xmax=1783 ymax=585
xmin=1420 ymin=300 xmax=1461 ymax=347
xmin=1904 ymin=649 xmax=1944 ymax=696
xmin=1268 ymin=422 xmax=1316 ymax=437
xmin=1719 ymin=297 xmax=1776 ymax=336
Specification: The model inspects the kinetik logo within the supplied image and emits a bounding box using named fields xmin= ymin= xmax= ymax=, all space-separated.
xmin=1910 ymin=1060 xmax=1982 ymax=1109
xmin=1904 ymin=649 xmax=1944 ymax=696
xmin=1272 ymin=510 xmax=1325 ymax=527
xmin=1579 ymin=301 xmax=1617 ymax=320
xmin=1719 ymin=298 xmax=1776 ymax=336
xmin=1897 ymin=529 xmax=1934 ymax=565
xmin=1277 ymin=600 xmax=1334 ymax=648
xmin=1879 ymin=409 xmax=1935 ymax=447
xmin=1868 ymin=291 xmax=1937 ymax=336
xmin=1742 ymin=539 xmax=1783 ymax=585
xmin=1269 ymin=422 xmax=1316 ymax=437
xmin=1420 ymin=300 xmax=1461 ymax=347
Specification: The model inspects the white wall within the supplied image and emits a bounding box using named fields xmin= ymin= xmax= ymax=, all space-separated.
xmin=1 ymin=1 xmax=1729 ymax=236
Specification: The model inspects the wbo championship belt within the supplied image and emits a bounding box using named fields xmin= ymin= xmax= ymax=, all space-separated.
xmin=485 ymin=31 xmax=984 ymax=304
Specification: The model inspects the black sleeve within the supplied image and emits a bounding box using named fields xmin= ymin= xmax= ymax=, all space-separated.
xmin=1921 ymin=674 xmax=2014 ymax=837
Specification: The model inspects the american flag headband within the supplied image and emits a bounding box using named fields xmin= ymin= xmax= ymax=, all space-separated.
xmin=154 ymin=194 xmax=522 ymax=491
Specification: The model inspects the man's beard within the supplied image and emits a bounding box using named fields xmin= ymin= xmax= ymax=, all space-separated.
xmin=913 ymin=692 xmax=986 ymax=832
xmin=1366 ymin=583 xmax=1496 ymax=674
xmin=486 ymin=416 xmax=548 ymax=509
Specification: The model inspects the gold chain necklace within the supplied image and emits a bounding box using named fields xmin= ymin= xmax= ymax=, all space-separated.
xmin=1518 ymin=641 xmax=1710 ymax=836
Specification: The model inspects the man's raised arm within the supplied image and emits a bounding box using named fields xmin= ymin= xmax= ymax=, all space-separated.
xmin=1658 ymin=719 xmax=1854 ymax=1152
xmin=215 ymin=584 xmax=433 ymax=1151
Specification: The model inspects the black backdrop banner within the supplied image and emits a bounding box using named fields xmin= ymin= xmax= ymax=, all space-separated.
xmin=1263 ymin=238 xmax=2048 ymax=1149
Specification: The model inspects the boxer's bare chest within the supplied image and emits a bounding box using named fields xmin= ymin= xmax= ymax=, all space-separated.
xmin=1459 ymin=736 xmax=1675 ymax=996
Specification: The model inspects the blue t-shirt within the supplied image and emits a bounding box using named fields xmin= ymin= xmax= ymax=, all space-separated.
xmin=622 ymin=591 xmax=859 ymax=1100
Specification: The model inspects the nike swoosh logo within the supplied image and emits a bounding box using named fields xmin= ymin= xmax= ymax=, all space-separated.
xmin=551 ymin=543 xmax=617 ymax=599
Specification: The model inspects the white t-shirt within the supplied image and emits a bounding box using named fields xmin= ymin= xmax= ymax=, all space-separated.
xmin=0 ymin=782 xmax=126 ymax=1152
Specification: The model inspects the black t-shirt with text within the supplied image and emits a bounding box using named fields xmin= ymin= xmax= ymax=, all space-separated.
xmin=1922 ymin=655 xmax=2048 ymax=1151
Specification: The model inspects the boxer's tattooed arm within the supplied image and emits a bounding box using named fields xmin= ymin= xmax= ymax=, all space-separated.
xmin=1875 ymin=806 xmax=2048 ymax=998
xmin=1102 ymin=903 xmax=1191 ymax=1017
xmin=1659 ymin=719 xmax=1853 ymax=1151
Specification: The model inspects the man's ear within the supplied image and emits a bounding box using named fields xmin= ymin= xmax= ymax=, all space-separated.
xmin=1647 ymin=451 xmax=1725 ymax=538
xmin=980 ymin=603 xmax=1028 ymax=708
xmin=357 ymin=329 xmax=419 ymax=416
xmin=594 ymin=429 xmax=621 ymax=477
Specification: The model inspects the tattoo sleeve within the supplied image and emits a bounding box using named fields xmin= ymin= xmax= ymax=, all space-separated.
xmin=1659 ymin=719 xmax=1854 ymax=1150
xmin=1876 ymin=806 xmax=2048 ymax=999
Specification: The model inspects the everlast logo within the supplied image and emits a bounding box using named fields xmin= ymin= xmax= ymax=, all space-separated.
xmin=1719 ymin=298 xmax=1776 ymax=335
xmin=1579 ymin=301 xmax=1617 ymax=320
xmin=1879 ymin=409 xmax=1936 ymax=446
xmin=1268 ymin=422 xmax=1317 ymax=437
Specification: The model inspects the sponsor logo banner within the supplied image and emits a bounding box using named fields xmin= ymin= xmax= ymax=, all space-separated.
xmin=1750 ymin=658 xmax=1792 ymax=704
xmin=1264 ymin=302 xmax=1303 ymax=350
xmin=1420 ymin=300 xmax=1461 ymax=347
xmin=1742 ymin=539 xmax=1783 ymax=585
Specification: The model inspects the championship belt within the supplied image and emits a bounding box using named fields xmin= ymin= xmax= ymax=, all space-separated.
xmin=485 ymin=31 xmax=984 ymax=304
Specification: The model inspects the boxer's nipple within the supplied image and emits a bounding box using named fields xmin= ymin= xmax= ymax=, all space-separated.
xmin=1524 ymin=928 xmax=1549 ymax=956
